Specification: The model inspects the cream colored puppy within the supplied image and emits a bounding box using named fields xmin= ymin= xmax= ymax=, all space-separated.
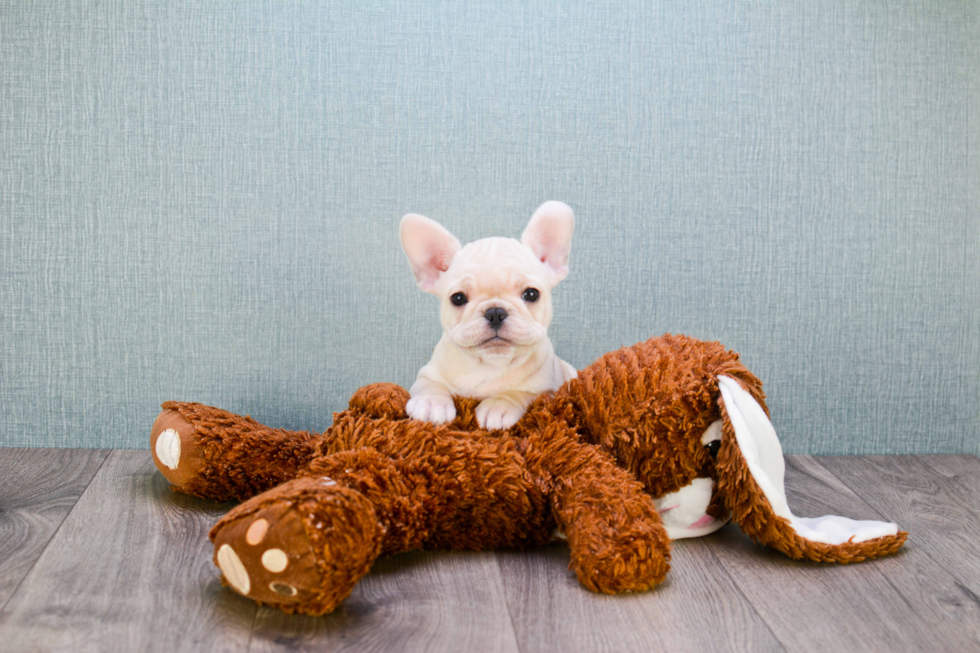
xmin=400 ymin=201 xmax=578 ymax=430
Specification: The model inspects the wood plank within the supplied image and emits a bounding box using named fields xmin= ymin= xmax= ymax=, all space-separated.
xmin=2 ymin=452 xmax=974 ymax=651
xmin=0 ymin=450 xmax=257 ymax=652
xmin=820 ymin=454 xmax=980 ymax=596
xmin=497 ymin=540 xmax=784 ymax=653
xmin=915 ymin=453 xmax=980 ymax=481
xmin=249 ymin=550 xmax=521 ymax=653
xmin=705 ymin=455 xmax=980 ymax=652
xmin=0 ymin=448 xmax=109 ymax=610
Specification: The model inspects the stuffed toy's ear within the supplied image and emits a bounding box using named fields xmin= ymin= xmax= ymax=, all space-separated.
xmin=521 ymin=201 xmax=574 ymax=286
xmin=400 ymin=214 xmax=462 ymax=294
xmin=714 ymin=376 xmax=907 ymax=562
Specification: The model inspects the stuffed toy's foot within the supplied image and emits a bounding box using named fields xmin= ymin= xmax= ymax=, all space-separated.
xmin=150 ymin=402 xmax=318 ymax=502
xmin=151 ymin=406 xmax=210 ymax=492
xmin=715 ymin=376 xmax=907 ymax=562
xmin=209 ymin=477 xmax=383 ymax=615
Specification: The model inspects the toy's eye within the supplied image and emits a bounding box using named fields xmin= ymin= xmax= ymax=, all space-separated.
xmin=450 ymin=292 xmax=468 ymax=306
xmin=705 ymin=440 xmax=721 ymax=459
xmin=522 ymin=288 xmax=540 ymax=303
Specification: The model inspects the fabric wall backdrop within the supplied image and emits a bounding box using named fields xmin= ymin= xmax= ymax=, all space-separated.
xmin=2 ymin=1 xmax=977 ymax=453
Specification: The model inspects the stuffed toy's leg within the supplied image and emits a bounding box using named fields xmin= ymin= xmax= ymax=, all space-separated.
xmin=150 ymin=383 xmax=410 ymax=501
xmin=209 ymin=444 xmax=555 ymax=615
xmin=714 ymin=376 xmax=907 ymax=562
xmin=150 ymin=402 xmax=318 ymax=502
xmin=520 ymin=417 xmax=672 ymax=594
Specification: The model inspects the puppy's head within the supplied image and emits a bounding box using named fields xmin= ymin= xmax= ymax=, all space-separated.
xmin=400 ymin=201 xmax=574 ymax=363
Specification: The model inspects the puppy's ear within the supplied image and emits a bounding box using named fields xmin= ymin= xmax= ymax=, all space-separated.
xmin=521 ymin=201 xmax=574 ymax=286
xmin=400 ymin=214 xmax=462 ymax=294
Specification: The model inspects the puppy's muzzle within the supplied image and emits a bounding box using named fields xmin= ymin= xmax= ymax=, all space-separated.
xmin=484 ymin=307 xmax=508 ymax=331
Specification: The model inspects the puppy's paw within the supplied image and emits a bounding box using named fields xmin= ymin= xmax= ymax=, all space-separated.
xmin=475 ymin=396 xmax=525 ymax=430
xmin=406 ymin=394 xmax=457 ymax=424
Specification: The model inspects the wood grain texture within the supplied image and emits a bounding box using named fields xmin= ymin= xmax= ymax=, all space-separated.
xmin=496 ymin=541 xmax=783 ymax=653
xmin=916 ymin=454 xmax=980 ymax=479
xmin=703 ymin=455 xmax=980 ymax=652
xmin=2 ymin=452 xmax=979 ymax=652
xmin=0 ymin=448 xmax=108 ymax=611
xmin=250 ymin=550 xmax=521 ymax=653
xmin=0 ymin=450 xmax=255 ymax=653
xmin=819 ymin=454 xmax=980 ymax=600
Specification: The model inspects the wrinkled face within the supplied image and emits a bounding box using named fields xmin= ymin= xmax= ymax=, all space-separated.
xmin=438 ymin=238 xmax=554 ymax=361
xmin=400 ymin=201 xmax=575 ymax=365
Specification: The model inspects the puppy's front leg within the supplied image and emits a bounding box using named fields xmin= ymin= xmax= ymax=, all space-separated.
xmin=406 ymin=377 xmax=457 ymax=425
xmin=476 ymin=390 xmax=537 ymax=430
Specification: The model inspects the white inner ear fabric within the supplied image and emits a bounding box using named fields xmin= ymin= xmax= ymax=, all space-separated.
xmin=717 ymin=376 xmax=898 ymax=545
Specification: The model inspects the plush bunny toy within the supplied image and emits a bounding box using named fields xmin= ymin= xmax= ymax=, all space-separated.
xmin=151 ymin=334 xmax=905 ymax=615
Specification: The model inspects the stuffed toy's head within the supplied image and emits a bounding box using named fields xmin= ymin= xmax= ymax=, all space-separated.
xmin=549 ymin=334 xmax=905 ymax=561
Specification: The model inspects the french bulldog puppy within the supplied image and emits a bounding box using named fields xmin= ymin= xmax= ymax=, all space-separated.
xmin=399 ymin=201 xmax=577 ymax=430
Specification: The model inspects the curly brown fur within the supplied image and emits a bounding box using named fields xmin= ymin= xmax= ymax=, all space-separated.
xmin=305 ymin=444 xmax=555 ymax=553
xmin=209 ymin=438 xmax=558 ymax=615
xmin=555 ymin=334 xmax=766 ymax=499
xmin=154 ymin=402 xmax=319 ymax=502
xmin=518 ymin=414 xmax=671 ymax=592
xmin=153 ymin=333 xmax=906 ymax=615
xmin=714 ymin=398 xmax=908 ymax=562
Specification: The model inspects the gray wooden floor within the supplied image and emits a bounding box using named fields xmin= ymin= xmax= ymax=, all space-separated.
xmin=1 ymin=450 xmax=978 ymax=652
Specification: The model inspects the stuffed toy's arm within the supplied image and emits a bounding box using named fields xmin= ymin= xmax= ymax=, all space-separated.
xmin=522 ymin=419 xmax=671 ymax=593
xmin=715 ymin=376 xmax=907 ymax=562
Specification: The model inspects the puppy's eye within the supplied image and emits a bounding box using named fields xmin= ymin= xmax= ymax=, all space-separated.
xmin=704 ymin=440 xmax=721 ymax=459
xmin=450 ymin=292 xmax=468 ymax=306
xmin=522 ymin=288 xmax=540 ymax=303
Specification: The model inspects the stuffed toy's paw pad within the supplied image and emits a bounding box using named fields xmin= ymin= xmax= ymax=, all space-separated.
xmin=209 ymin=477 xmax=384 ymax=615
xmin=211 ymin=500 xmax=324 ymax=604
xmin=150 ymin=408 xmax=207 ymax=490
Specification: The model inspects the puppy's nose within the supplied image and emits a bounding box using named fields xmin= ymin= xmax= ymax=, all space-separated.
xmin=484 ymin=307 xmax=508 ymax=330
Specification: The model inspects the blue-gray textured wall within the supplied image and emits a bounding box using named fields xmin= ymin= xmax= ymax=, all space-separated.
xmin=2 ymin=1 xmax=977 ymax=453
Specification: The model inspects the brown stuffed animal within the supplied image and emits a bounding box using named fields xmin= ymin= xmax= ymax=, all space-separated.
xmin=151 ymin=334 xmax=906 ymax=615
